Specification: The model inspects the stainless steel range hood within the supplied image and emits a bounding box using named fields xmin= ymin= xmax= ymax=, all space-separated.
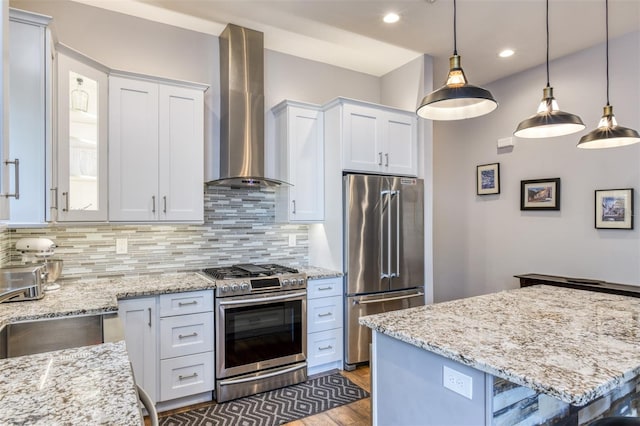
xmin=208 ymin=23 xmax=287 ymax=187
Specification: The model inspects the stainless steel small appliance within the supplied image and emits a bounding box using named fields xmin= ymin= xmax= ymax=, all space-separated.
xmin=202 ymin=263 xmax=307 ymax=402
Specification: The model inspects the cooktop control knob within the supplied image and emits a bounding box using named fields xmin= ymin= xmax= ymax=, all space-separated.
xmin=282 ymin=279 xmax=290 ymax=287
xmin=240 ymin=282 xmax=250 ymax=291
xmin=297 ymin=278 xmax=305 ymax=286
xmin=231 ymin=284 xmax=239 ymax=292
xmin=220 ymin=285 xmax=229 ymax=293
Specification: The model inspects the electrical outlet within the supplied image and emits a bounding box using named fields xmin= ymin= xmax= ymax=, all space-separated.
xmin=443 ymin=365 xmax=473 ymax=399
xmin=116 ymin=238 xmax=128 ymax=255
xmin=288 ymin=234 xmax=296 ymax=247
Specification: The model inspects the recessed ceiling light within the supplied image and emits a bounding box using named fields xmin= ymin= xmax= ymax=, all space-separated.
xmin=383 ymin=12 xmax=400 ymax=24
xmin=499 ymin=49 xmax=515 ymax=58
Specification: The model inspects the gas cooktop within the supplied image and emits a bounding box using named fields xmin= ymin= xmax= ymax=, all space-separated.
xmin=202 ymin=263 xmax=299 ymax=280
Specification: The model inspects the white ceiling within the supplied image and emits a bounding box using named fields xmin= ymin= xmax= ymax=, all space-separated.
xmin=73 ymin=0 xmax=640 ymax=84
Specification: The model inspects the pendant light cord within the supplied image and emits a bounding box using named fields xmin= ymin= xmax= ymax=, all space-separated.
xmin=453 ymin=0 xmax=458 ymax=55
xmin=545 ymin=0 xmax=550 ymax=88
xmin=605 ymin=0 xmax=610 ymax=106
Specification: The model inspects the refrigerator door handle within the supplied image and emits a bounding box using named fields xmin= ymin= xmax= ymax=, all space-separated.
xmin=380 ymin=190 xmax=391 ymax=279
xmin=389 ymin=190 xmax=400 ymax=278
xmin=352 ymin=292 xmax=425 ymax=305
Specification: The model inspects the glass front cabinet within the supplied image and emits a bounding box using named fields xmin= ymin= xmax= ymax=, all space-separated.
xmin=56 ymin=47 xmax=108 ymax=221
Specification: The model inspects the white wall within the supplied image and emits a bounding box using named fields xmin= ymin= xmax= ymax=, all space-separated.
xmin=433 ymin=31 xmax=640 ymax=302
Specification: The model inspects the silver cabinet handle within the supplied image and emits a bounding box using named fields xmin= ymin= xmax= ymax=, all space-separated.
xmin=178 ymin=372 xmax=198 ymax=381
xmin=147 ymin=308 xmax=152 ymax=327
xmin=3 ymin=159 xmax=19 ymax=199
xmin=62 ymin=192 xmax=69 ymax=212
xmin=178 ymin=332 xmax=198 ymax=339
xmin=317 ymin=286 xmax=333 ymax=291
xmin=385 ymin=153 xmax=389 ymax=167
xmin=318 ymin=345 xmax=333 ymax=351
xmin=318 ymin=312 xmax=333 ymax=317
xmin=163 ymin=196 xmax=167 ymax=214
xmin=292 ymin=200 xmax=296 ymax=214
xmin=378 ymin=152 xmax=383 ymax=166
xmin=152 ymin=195 xmax=156 ymax=213
xmin=178 ymin=300 xmax=198 ymax=307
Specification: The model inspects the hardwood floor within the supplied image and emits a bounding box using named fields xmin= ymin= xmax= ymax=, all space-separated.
xmin=284 ymin=366 xmax=371 ymax=426
xmin=151 ymin=366 xmax=371 ymax=426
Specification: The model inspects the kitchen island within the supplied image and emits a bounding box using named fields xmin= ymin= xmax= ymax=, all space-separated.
xmin=360 ymin=285 xmax=640 ymax=425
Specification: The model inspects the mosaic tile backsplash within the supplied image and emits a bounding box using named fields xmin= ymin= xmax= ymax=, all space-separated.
xmin=4 ymin=186 xmax=309 ymax=280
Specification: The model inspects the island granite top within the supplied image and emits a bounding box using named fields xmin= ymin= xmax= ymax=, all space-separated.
xmin=360 ymin=284 xmax=640 ymax=406
xmin=0 ymin=341 xmax=141 ymax=425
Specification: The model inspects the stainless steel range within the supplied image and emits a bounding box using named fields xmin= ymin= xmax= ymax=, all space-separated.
xmin=202 ymin=263 xmax=307 ymax=402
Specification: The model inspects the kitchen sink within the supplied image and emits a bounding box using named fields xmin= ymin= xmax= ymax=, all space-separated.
xmin=0 ymin=312 xmax=123 ymax=359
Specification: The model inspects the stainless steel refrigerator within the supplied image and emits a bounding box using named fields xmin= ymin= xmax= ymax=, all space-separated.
xmin=344 ymin=173 xmax=425 ymax=370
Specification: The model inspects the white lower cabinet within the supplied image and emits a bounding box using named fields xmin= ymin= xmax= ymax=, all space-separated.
xmin=158 ymin=291 xmax=214 ymax=405
xmin=119 ymin=290 xmax=214 ymax=410
xmin=307 ymin=277 xmax=344 ymax=375
xmin=118 ymin=297 xmax=158 ymax=403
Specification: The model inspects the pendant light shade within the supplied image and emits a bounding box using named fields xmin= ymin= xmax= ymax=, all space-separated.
xmin=577 ymin=0 xmax=640 ymax=149
xmin=416 ymin=0 xmax=497 ymax=120
xmin=514 ymin=0 xmax=584 ymax=138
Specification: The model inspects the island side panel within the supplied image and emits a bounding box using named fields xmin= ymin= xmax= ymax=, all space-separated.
xmin=371 ymin=331 xmax=488 ymax=426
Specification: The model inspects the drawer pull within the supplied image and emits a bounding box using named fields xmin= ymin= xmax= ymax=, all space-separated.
xmin=318 ymin=312 xmax=333 ymax=317
xmin=178 ymin=300 xmax=198 ymax=307
xmin=178 ymin=372 xmax=198 ymax=381
xmin=178 ymin=332 xmax=198 ymax=339
xmin=319 ymin=345 xmax=333 ymax=351
xmin=317 ymin=286 xmax=333 ymax=291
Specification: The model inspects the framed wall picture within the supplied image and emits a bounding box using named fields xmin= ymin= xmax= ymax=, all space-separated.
xmin=476 ymin=163 xmax=500 ymax=195
xmin=520 ymin=178 xmax=560 ymax=210
xmin=595 ymin=188 xmax=634 ymax=229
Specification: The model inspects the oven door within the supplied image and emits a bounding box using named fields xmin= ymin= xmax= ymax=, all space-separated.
xmin=216 ymin=289 xmax=307 ymax=379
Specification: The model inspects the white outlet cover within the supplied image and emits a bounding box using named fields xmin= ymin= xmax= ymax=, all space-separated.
xmin=443 ymin=365 xmax=473 ymax=400
xmin=288 ymin=234 xmax=296 ymax=247
xmin=116 ymin=238 xmax=128 ymax=254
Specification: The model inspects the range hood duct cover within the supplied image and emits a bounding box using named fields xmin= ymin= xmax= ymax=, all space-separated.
xmin=209 ymin=23 xmax=287 ymax=187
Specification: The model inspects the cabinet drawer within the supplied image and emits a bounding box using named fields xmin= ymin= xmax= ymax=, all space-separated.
xmin=159 ymin=290 xmax=213 ymax=317
xmin=308 ymin=277 xmax=342 ymax=299
xmin=159 ymin=352 xmax=214 ymax=402
xmin=307 ymin=328 xmax=343 ymax=368
xmin=307 ymin=295 xmax=343 ymax=334
xmin=160 ymin=312 xmax=213 ymax=359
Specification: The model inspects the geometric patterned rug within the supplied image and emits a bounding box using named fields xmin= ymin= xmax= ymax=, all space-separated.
xmin=158 ymin=373 xmax=369 ymax=426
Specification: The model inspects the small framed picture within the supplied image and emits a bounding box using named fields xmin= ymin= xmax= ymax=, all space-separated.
xmin=476 ymin=163 xmax=500 ymax=195
xmin=520 ymin=178 xmax=560 ymax=210
xmin=595 ymin=188 xmax=634 ymax=229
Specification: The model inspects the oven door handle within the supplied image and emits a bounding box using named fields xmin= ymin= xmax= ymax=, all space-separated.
xmin=218 ymin=363 xmax=307 ymax=386
xmin=218 ymin=291 xmax=307 ymax=306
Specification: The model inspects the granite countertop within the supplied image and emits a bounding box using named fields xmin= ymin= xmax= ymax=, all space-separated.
xmin=0 ymin=341 xmax=141 ymax=425
xmin=299 ymin=266 xmax=342 ymax=280
xmin=0 ymin=272 xmax=215 ymax=328
xmin=360 ymin=285 xmax=640 ymax=406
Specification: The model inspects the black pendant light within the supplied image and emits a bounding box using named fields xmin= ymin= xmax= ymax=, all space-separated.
xmin=416 ymin=0 xmax=498 ymax=120
xmin=577 ymin=0 xmax=640 ymax=149
xmin=514 ymin=0 xmax=585 ymax=138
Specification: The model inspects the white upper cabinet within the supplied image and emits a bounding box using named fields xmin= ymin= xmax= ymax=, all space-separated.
xmin=56 ymin=48 xmax=108 ymax=221
xmin=109 ymin=74 xmax=205 ymax=222
xmin=273 ymin=100 xmax=324 ymax=223
xmin=7 ymin=9 xmax=53 ymax=224
xmin=327 ymin=98 xmax=418 ymax=177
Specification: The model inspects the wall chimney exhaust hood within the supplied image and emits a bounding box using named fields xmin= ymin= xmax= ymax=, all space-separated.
xmin=207 ymin=24 xmax=288 ymax=187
